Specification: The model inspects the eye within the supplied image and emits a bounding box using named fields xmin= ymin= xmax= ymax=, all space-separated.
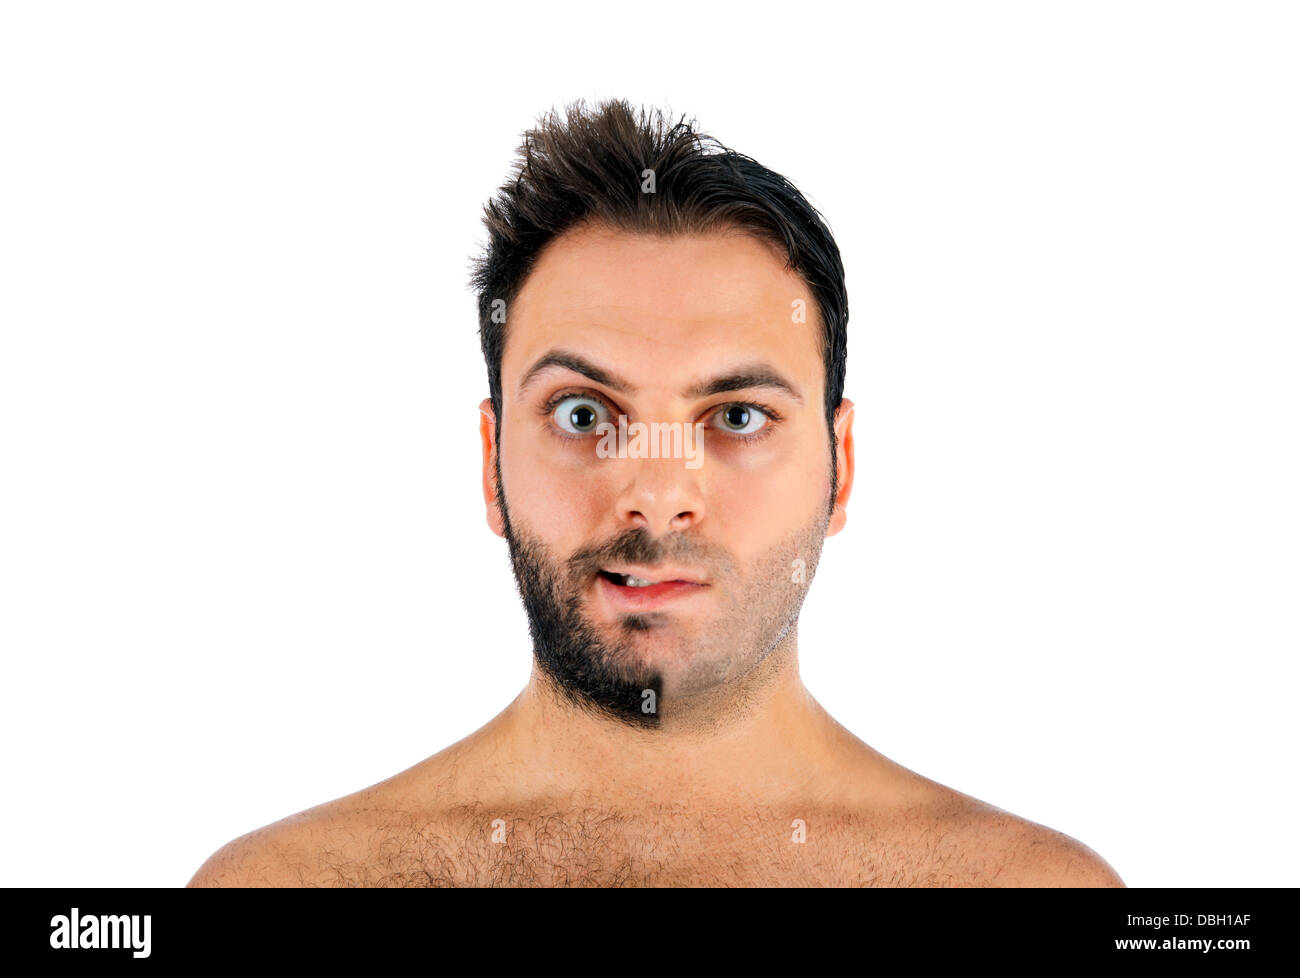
xmin=712 ymin=403 xmax=770 ymax=435
xmin=551 ymin=394 xmax=612 ymax=435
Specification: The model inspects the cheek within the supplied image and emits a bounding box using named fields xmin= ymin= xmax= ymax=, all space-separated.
xmin=704 ymin=464 xmax=815 ymax=543
xmin=705 ymin=427 xmax=828 ymax=508
xmin=500 ymin=427 xmax=610 ymax=523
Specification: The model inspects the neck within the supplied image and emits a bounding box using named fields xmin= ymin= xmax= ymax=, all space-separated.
xmin=465 ymin=632 xmax=868 ymax=811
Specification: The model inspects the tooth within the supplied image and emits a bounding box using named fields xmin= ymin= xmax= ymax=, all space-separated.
xmin=625 ymin=576 xmax=656 ymax=587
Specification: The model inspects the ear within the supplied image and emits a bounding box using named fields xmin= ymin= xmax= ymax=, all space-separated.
xmin=826 ymin=398 xmax=855 ymax=537
xmin=479 ymin=398 xmax=505 ymax=538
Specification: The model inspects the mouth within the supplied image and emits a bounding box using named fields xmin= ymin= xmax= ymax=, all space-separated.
xmin=599 ymin=570 xmax=662 ymax=588
xmin=598 ymin=565 xmax=706 ymax=587
xmin=593 ymin=567 xmax=709 ymax=611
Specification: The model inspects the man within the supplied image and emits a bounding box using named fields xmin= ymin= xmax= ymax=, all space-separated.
xmin=189 ymin=99 xmax=1124 ymax=887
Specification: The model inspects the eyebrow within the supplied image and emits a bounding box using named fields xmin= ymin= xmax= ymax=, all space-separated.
xmin=518 ymin=350 xmax=636 ymax=396
xmin=684 ymin=367 xmax=804 ymax=403
xmin=517 ymin=348 xmax=804 ymax=404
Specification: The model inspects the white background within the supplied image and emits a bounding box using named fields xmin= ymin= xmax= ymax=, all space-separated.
xmin=1 ymin=1 xmax=1295 ymax=888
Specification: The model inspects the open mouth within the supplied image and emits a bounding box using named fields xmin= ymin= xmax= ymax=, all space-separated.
xmin=599 ymin=570 xmax=661 ymax=589
xmin=593 ymin=568 xmax=708 ymax=609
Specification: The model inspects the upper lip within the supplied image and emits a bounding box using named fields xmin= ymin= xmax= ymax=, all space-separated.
xmin=600 ymin=565 xmax=708 ymax=585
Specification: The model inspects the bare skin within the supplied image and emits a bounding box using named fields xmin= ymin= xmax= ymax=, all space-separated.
xmin=188 ymin=223 xmax=1124 ymax=887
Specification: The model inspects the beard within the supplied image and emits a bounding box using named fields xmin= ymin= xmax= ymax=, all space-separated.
xmin=495 ymin=455 xmax=833 ymax=729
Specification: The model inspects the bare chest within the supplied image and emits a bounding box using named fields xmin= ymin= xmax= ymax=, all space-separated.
xmin=305 ymin=808 xmax=1000 ymax=888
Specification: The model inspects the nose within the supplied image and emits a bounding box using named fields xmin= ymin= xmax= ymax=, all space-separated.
xmin=612 ymin=455 xmax=705 ymax=534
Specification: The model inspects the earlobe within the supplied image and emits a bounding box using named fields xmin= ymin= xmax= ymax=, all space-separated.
xmin=479 ymin=398 xmax=505 ymax=538
xmin=826 ymin=399 xmax=855 ymax=538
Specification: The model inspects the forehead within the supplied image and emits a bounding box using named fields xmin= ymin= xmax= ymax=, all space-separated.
xmin=503 ymin=223 xmax=824 ymax=396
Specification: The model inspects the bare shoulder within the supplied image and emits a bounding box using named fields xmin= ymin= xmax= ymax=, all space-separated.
xmin=187 ymin=727 xmax=492 ymax=887
xmin=185 ymin=778 xmax=412 ymax=887
xmin=918 ymin=786 xmax=1126 ymax=888
xmin=186 ymin=816 xmax=322 ymax=888
xmin=193 ymin=781 xmax=417 ymax=886
xmin=186 ymin=757 xmax=472 ymax=887
xmin=988 ymin=817 xmax=1126 ymax=888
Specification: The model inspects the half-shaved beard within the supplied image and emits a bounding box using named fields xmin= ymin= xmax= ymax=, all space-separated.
xmin=495 ymin=456 xmax=832 ymax=729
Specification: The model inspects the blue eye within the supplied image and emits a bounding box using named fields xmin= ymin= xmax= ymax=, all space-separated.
xmin=713 ymin=403 xmax=770 ymax=435
xmin=552 ymin=395 xmax=611 ymax=434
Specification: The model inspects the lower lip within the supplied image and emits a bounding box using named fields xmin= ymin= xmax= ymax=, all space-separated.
xmin=595 ymin=574 xmax=709 ymax=612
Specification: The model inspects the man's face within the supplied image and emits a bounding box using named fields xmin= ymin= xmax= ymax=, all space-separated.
xmin=480 ymin=221 xmax=853 ymax=726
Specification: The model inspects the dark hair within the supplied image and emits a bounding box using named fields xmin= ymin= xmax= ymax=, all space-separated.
xmin=469 ymin=98 xmax=849 ymax=502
